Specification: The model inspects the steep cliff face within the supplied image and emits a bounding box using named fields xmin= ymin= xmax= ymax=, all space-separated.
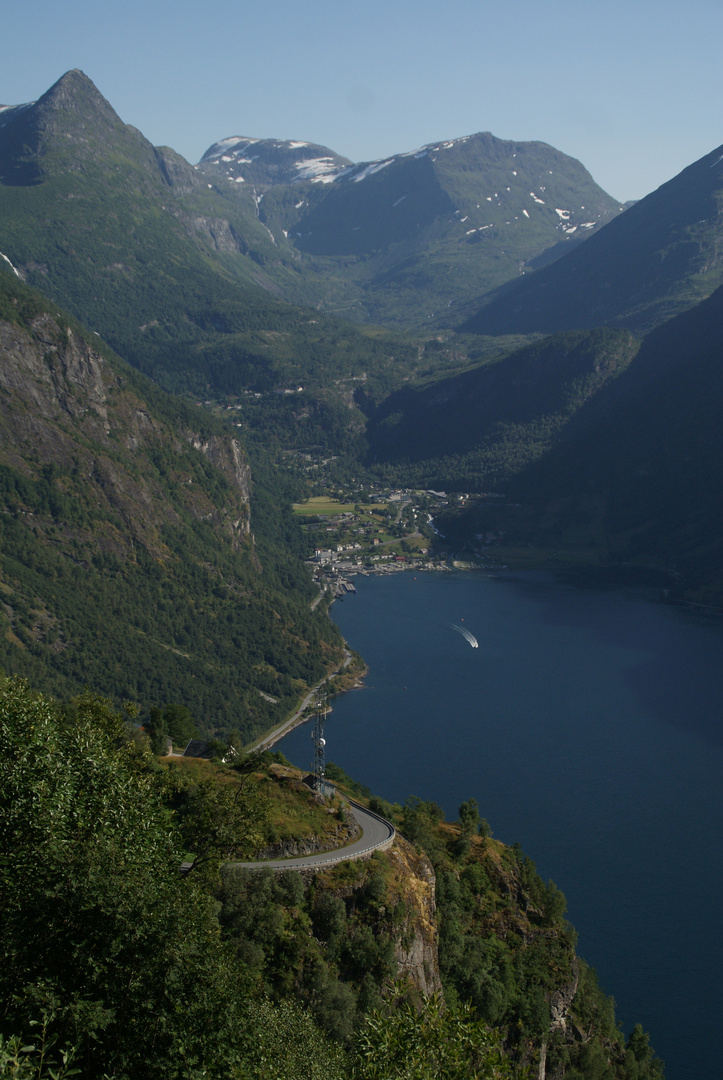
xmin=384 ymin=837 xmax=442 ymax=997
xmin=187 ymin=432 xmax=251 ymax=539
xmin=0 ymin=307 xmax=253 ymax=556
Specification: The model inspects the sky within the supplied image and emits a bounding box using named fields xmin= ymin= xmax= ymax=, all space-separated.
xmin=1 ymin=0 xmax=721 ymax=202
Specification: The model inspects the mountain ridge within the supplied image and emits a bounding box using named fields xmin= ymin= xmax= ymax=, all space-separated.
xmin=211 ymin=127 xmax=624 ymax=324
xmin=461 ymin=142 xmax=723 ymax=336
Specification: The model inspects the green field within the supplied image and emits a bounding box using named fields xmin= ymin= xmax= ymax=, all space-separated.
xmin=292 ymin=497 xmax=388 ymax=516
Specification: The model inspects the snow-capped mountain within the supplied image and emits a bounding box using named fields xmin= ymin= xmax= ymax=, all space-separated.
xmin=199 ymin=136 xmax=351 ymax=188
xmin=205 ymin=129 xmax=623 ymax=325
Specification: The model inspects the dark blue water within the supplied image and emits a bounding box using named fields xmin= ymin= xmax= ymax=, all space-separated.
xmin=279 ymin=571 xmax=723 ymax=1080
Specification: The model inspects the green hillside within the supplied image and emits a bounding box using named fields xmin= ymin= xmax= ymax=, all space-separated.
xmin=363 ymin=328 xmax=640 ymax=491
xmin=0 ymin=678 xmax=664 ymax=1080
xmin=439 ymin=286 xmax=723 ymax=602
xmin=0 ymin=269 xmax=344 ymax=735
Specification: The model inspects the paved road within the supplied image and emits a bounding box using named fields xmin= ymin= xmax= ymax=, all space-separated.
xmin=247 ymin=651 xmax=352 ymax=754
xmin=228 ymin=795 xmax=395 ymax=872
xmin=247 ymin=687 xmax=318 ymax=754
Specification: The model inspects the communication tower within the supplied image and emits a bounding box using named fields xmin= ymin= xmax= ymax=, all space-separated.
xmin=311 ymin=681 xmax=330 ymax=793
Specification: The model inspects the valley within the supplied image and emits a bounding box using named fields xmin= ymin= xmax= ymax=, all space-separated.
xmin=1 ymin=65 xmax=721 ymax=1080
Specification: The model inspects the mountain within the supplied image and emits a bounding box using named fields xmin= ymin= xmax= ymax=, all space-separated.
xmin=199 ymin=134 xmax=352 ymax=187
xmin=0 ymin=71 xmax=431 ymax=402
xmin=440 ymin=284 xmax=723 ymax=601
xmin=3 ymin=70 xmax=719 ymax=601
xmin=201 ymin=129 xmax=623 ymax=326
xmin=363 ymin=327 xmax=640 ymax=491
xmin=0 ymin=69 xmax=624 ymax=372
xmin=461 ymin=144 xmax=723 ymax=337
xmin=0 ymin=267 xmax=344 ymax=732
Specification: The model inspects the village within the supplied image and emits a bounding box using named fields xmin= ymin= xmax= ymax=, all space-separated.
xmin=293 ymin=487 xmax=507 ymax=599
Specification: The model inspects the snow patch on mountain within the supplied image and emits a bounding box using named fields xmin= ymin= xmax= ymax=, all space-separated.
xmin=206 ymin=137 xmax=260 ymax=159
xmin=297 ymin=157 xmax=346 ymax=182
xmin=0 ymin=101 xmax=35 ymax=128
xmin=352 ymin=159 xmax=394 ymax=183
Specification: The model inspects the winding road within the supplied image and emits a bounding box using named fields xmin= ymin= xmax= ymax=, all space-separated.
xmin=230 ymin=794 xmax=396 ymax=872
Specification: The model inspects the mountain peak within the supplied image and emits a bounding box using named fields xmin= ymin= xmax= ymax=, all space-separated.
xmin=198 ymin=136 xmax=352 ymax=189
xmin=34 ymin=68 xmax=124 ymax=132
xmin=0 ymin=70 xmax=156 ymax=186
xmin=44 ymin=68 xmax=95 ymax=94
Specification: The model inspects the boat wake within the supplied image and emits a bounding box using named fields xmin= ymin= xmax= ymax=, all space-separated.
xmin=451 ymin=623 xmax=478 ymax=648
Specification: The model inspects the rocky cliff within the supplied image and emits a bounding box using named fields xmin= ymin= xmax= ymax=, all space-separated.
xmin=384 ymin=836 xmax=442 ymax=997
xmin=0 ymin=309 xmax=252 ymax=556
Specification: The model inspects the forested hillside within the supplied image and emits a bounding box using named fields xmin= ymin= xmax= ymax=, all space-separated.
xmin=0 ymin=678 xmax=664 ymax=1080
xmin=438 ymin=284 xmax=723 ymax=603
xmin=363 ymin=328 xmax=640 ymax=491
xmin=0 ymin=269 xmax=343 ymax=735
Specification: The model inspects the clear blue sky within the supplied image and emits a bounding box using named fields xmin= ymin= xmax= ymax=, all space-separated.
xmin=1 ymin=0 xmax=721 ymax=202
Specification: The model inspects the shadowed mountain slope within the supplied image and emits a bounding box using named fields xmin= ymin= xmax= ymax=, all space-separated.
xmin=450 ymin=284 xmax=723 ymax=600
xmin=461 ymin=145 xmax=723 ymax=337
xmin=364 ymin=327 xmax=639 ymax=491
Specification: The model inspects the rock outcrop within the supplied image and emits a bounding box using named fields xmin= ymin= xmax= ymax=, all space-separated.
xmin=385 ymin=836 xmax=442 ymax=997
xmin=0 ymin=307 xmax=252 ymax=555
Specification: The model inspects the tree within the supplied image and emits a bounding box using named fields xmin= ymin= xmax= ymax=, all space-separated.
xmin=352 ymin=983 xmax=511 ymax=1080
xmin=147 ymin=702 xmax=198 ymax=751
xmin=455 ymin=797 xmax=481 ymax=857
xmin=624 ymin=1024 xmax=665 ymax=1079
xmin=458 ymin=798 xmax=480 ymax=835
xmin=0 ymin=678 xmax=257 ymax=1079
xmin=171 ymin=774 xmax=267 ymax=882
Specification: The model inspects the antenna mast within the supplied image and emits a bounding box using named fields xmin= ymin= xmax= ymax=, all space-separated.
xmin=311 ymin=681 xmax=329 ymax=793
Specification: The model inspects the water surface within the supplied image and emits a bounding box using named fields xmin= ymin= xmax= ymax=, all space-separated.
xmin=279 ymin=571 xmax=723 ymax=1080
